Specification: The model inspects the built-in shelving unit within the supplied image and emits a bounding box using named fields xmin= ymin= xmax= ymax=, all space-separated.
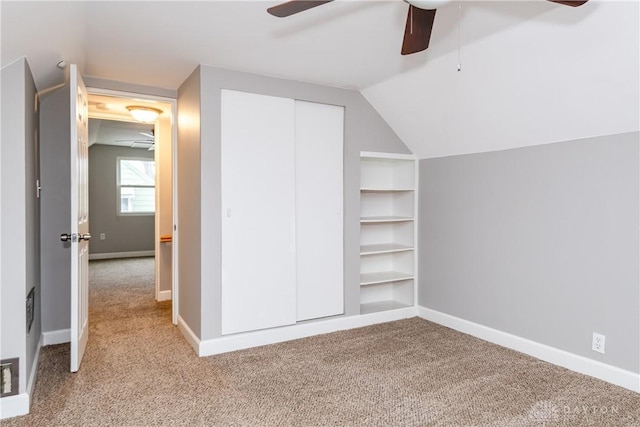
xmin=359 ymin=152 xmax=417 ymax=314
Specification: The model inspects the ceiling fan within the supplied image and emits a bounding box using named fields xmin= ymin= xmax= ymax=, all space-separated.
xmin=115 ymin=129 xmax=156 ymax=150
xmin=267 ymin=0 xmax=588 ymax=55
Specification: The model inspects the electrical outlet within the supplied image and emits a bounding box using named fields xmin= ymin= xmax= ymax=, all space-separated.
xmin=592 ymin=333 xmax=605 ymax=354
xmin=100 ymin=233 xmax=106 ymax=240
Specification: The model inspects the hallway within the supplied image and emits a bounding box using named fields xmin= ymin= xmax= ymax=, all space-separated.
xmin=4 ymin=258 xmax=204 ymax=426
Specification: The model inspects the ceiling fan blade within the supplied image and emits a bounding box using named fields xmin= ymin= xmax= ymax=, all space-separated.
xmin=139 ymin=132 xmax=155 ymax=139
xmin=115 ymin=139 xmax=154 ymax=143
xmin=267 ymin=0 xmax=334 ymax=18
xmin=401 ymin=6 xmax=437 ymax=55
xmin=546 ymin=0 xmax=588 ymax=6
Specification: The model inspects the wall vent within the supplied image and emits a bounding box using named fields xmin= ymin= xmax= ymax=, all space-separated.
xmin=0 ymin=358 xmax=19 ymax=397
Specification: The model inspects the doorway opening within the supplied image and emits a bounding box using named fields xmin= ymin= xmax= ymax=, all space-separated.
xmin=86 ymin=90 xmax=178 ymax=324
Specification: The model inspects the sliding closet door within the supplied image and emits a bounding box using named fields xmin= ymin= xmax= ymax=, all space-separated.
xmin=295 ymin=101 xmax=344 ymax=321
xmin=221 ymin=90 xmax=296 ymax=335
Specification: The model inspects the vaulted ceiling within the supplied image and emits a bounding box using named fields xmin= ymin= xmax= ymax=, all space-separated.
xmin=2 ymin=1 xmax=638 ymax=158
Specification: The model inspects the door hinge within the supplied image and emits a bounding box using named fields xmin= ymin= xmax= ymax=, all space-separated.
xmin=36 ymin=179 xmax=41 ymax=199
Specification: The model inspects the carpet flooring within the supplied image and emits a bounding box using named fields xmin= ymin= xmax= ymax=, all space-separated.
xmin=4 ymin=257 xmax=640 ymax=426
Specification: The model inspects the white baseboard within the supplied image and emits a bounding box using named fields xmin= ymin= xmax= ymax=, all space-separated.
xmin=2 ymin=335 xmax=45 ymax=419
xmin=156 ymin=290 xmax=172 ymax=302
xmin=0 ymin=392 xmax=30 ymax=419
xmin=177 ymin=315 xmax=200 ymax=355
xmin=0 ymin=335 xmax=42 ymax=419
xmin=42 ymin=329 xmax=70 ymax=345
xmin=199 ymin=307 xmax=416 ymax=357
xmin=89 ymin=250 xmax=154 ymax=260
xmin=417 ymin=306 xmax=640 ymax=393
xmin=26 ymin=335 xmax=42 ymax=400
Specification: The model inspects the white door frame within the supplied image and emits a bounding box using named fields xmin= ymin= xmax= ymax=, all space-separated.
xmin=86 ymin=87 xmax=179 ymax=325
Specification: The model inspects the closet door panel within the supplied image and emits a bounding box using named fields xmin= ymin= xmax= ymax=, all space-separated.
xmin=221 ymin=90 xmax=296 ymax=335
xmin=295 ymin=100 xmax=344 ymax=321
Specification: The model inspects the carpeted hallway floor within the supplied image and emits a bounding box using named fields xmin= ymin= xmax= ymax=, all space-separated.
xmin=3 ymin=257 xmax=640 ymax=426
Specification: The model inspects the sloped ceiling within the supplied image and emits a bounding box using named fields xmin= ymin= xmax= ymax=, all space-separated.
xmin=2 ymin=1 xmax=638 ymax=158
xmin=362 ymin=1 xmax=640 ymax=158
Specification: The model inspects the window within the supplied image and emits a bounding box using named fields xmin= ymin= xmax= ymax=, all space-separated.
xmin=117 ymin=158 xmax=155 ymax=215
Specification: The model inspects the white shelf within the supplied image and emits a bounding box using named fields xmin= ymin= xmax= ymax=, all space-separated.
xmin=360 ymin=216 xmax=414 ymax=223
xmin=360 ymin=153 xmax=415 ymax=190
xmin=360 ymin=271 xmax=414 ymax=286
xmin=360 ymin=151 xmax=416 ymax=161
xmin=360 ymin=300 xmax=412 ymax=314
xmin=360 ymin=152 xmax=417 ymax=315
xmin=360 ymin=188 xmax=414 ymax=193
xmin=360 ymin=243 xmax=413 ymax=256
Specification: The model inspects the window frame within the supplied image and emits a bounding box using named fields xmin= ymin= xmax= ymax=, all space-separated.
xmin=116 ymin=156 xmax=156 ymax=216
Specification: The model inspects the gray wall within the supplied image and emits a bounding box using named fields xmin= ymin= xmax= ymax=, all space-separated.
xmin=88 ymin=144 xmax=155 ymax=255
xmin=1 ymin=57 xmax=40 ymax=394
xmin=177 ymin=67 xmax=202 ymax=337
xmin=23 ymin=60 xmax=41 ymax=387
xmin=177 ymin=65 xmax=411 ymax=341
xmin=40 ymin=84 xmax=71 ymax=333
xmin=419 ymin=132 xmax=639 ymax=373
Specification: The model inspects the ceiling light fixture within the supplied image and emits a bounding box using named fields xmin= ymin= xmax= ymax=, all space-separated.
xmin=127 ymin=105 xmax=162 ymax=123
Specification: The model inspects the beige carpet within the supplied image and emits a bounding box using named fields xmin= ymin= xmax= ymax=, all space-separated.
xmin=4 ymin=257 xmax=640 ymax=426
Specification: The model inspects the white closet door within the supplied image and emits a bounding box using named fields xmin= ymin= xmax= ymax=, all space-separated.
xmin=221 ymin=90 xmax=297 ymax=335
xmin=295 ymin=100 xmax=344 ymax=321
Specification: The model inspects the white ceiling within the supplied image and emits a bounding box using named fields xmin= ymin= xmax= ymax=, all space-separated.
xmin=2 ymin=0 xmax=417 ymax=91
xmin=88 ymin=93 xmax=172 ymax=122
xmin=363 ymin=0 xmax=640 ymax=158
xmin=2 ymin=1 xmax=638 ymax=158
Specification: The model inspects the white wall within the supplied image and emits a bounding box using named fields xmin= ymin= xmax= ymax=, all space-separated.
xmin=83 ymin=76 xmax=176 ymax=99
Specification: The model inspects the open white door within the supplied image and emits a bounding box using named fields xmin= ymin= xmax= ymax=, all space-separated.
xmin=67 ymin=64 xmax=90 ymax=372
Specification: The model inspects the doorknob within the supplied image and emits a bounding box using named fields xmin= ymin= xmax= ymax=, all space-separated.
xmin=60 ymin=233 xmax=72 ymax=242
xmin=79 ymin=233 xmax=91 ymax=241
